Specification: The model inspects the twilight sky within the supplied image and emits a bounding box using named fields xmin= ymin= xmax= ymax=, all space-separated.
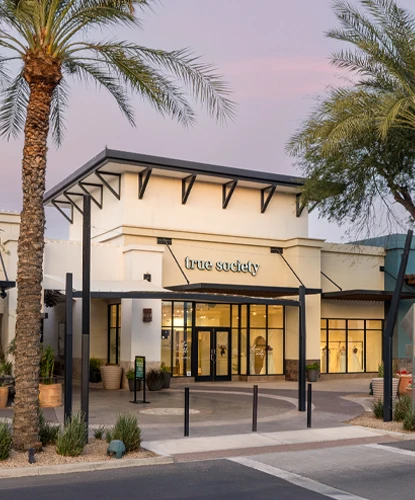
xmin=1 ymin=0 xmax=413 ymax=240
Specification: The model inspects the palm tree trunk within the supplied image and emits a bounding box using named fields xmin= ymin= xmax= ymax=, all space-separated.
xmin=12 ymin=79 xmax=54 ymax=451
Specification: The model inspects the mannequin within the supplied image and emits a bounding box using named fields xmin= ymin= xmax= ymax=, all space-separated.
xmin=339 ymin=343 xmax=346 ymax=372
xmin=350 ymin=346 xmax=363 ymax=372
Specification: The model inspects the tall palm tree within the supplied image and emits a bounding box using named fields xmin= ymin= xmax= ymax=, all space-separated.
xmin=325 ymin=0 xmax=415 ymax=138
xmin=287 ymin=0 xmax=415 ymax=233
xmin=0 ymin=0 xmax=235 ymax=450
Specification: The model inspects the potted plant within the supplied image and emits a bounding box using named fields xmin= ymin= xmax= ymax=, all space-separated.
xmin=146 ymin=368 xmax=164 ymax=391
xmin=39 ymin=345 xmax=62 ymax=407
xmin=90 ymin=358 xmax=103 ymax=383
xmin=306 ymin=362 xmax=319 ymax=383
xmin=0 ymin=361 xmax=10 ymax=408
xmin=101 ymin=364 xmax=123 ymax=390
xmin=160 ymin=362 xmax=172 ymax=389
xmin=371 ymin=362 xmax=399 ymax=401
xmin=126 ymin=367 xmax=141 ymax=392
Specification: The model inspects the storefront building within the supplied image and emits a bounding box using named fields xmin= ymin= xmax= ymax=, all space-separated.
xmin=0 ymin=150 xmax=390 ymax=382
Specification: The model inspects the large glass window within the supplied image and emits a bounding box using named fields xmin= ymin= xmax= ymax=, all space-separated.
xmin=321 ymin=319 xmax=382 ymax=373
xmin=162 ymin=302 xmax=285 ymax=377
xmin=108 ymin=304 xmax=121 ymax=365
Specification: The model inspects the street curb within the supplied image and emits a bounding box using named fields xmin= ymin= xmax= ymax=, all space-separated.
xmin=0 ymin=455 xmax=174 ymax=479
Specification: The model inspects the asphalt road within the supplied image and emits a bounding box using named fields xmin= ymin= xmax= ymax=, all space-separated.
xmin=2 ymin=441 xmax=415 ymax=500
xmin=0 ymin=460 xmax=327 ymax=500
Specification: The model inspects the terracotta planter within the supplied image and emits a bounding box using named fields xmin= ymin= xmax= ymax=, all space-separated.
xmin=101 ymin=365 xmax=122 ymax=390
xmin=0 ymin=386 xmax=9 ymax=408
xmin=398 ymin=375 xmax=413 ymax=396
xmin=371 ymin=377 xmax=399 ymax=401
xmin=39 ymin=383 xmax=63 ymax=408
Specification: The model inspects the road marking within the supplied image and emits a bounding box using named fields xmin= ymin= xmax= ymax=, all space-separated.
xmin=229 ymin=457 xmax=369 ymax=500
xmin=366 ymin=443 xmax=415 ymax=458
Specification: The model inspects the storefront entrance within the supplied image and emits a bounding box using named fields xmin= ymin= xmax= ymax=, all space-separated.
xmin=194 ymin=327 xmax=231 ymax=382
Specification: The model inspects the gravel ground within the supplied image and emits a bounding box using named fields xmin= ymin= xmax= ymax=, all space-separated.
xmin=0 ymin=440 xmax=155 ymax=469
xmin=347 ymin=411 xmax=414 ymax=433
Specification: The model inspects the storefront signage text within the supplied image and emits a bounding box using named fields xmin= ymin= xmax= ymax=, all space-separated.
xmin=184 ymin=256 xmax=260 ymax=277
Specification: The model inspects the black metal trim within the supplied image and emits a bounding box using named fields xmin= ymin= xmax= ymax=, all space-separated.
xmin=261 ymin=185 xmax=276 ymax=214
xmin=182 ymin=174 xmax=196 ymax=205
xmin=95 ymin=170 xmax=121 ymax=200
xmin=72 ymin=290 xmax=300 ymax=306
xmin=63 ymin=191 xmax=84 ymax=215
xmin=52 ymin=200 xmax=73 ymax=224
xmin=44 ymin=149 xmax=304 ymax=205
xmin=138 ymin=168 xmax=152 ymax=199
xmin=222 ymin=180 xmax=237 ymax=209
xmin=0 ymin=280 xmax=15 ymax=291
xmin=321 ymin=271 xmax=343 ymax=291
xmin=167 ymin=283 xmax=321 ymax=296
xmin=79 ymin=182 xmax=103 ymax=209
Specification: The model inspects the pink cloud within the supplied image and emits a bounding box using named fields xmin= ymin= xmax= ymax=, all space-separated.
xmin=223 ymin=57 xmax=341 ymax=99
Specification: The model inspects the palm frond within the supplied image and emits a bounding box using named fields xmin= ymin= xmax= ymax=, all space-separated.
xmin=0 ymin=72 xmax=29 ymax=140
xmin=50 ymin=80 xmax=70 ymax=146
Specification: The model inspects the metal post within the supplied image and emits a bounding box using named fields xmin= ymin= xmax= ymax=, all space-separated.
xmin=184 ymin=387 xmax=190 ymax=437
xmin=252 ymin=385 xmax=258 ymax=432
xmin=299 ymin=285 xmax=306 ymax=411
xmin=383 ymin=230 xmax=413 ymax=422
xmin=307 ymin=383 xmax=312 ymax=428
xmin=81 ymin=195 xmax=91 ymax=433
xmin=64 ymin=273 xmax=73 ymax=423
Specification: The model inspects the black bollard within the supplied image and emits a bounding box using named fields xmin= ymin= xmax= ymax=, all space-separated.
xmin=307 ymin=383 xmax=312 ymax=428
xmin=252 ymin=385 xmax=258 ymax=432
xmin=184 ymin=387 xmax=190 ymax=437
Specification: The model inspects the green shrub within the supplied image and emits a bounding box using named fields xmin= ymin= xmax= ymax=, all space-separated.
xmin=93 ymin=426 xmax=105 ymax=440
xmin=0 ymin=423 xmax=12 ymax=460
xmin=38 ymin=411 xmax=59 ymax=446
xmin=394 ymin=395 xmax=412 ymax=422
xmin=56 ymin=413 xmax=87 ymax=457
xmin=105 ymin=413 xmax=141 ymax=452
xmin=306 ymin=362 xmax=319 ymax=371
xmin=403 ymin=410 xmax=415 ymax=431
xmin=371 ymin=398 xmax=384 ymax=419
xmin=40 ymin=345 xmax=55 ymax=384
xmin=90 ymin=358 xmax=103 ymax=372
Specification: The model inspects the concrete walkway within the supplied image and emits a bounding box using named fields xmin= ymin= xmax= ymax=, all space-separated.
xmin=0 ymin=378 xmax=374 ymax=443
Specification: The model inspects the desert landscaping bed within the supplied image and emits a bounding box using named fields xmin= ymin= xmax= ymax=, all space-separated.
xmin=347 ymin=411 xmax=415 ymax=434
xmin=0 ymin=439 xmax=155 ymax=469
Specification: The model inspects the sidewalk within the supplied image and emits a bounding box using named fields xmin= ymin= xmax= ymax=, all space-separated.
xmin=142 ymin=425 xmax=408 ymax=462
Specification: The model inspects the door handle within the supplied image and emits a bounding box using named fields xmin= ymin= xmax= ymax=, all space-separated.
xmin=211 ymin=349 xmax=216 ymax=362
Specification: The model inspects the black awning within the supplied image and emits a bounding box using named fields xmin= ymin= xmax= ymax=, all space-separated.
xmin=71 ymin=289 xmax=300 ymax=307
xmin=166 ymin=283 xmax=321 ymax=298
xmin=322 ymin=289 xmax=415 ymax=302
xmin=0 ymin=280 xmax=16 ymax=291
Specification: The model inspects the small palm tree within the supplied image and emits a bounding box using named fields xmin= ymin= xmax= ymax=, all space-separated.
xmin=0 ymin=0 xmax=235 ymax=450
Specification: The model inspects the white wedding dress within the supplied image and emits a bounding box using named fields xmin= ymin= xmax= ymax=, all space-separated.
xmin=350 ymin=350 xmax=363 ymax=372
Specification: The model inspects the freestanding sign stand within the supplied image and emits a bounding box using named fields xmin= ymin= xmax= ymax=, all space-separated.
xmin=130 ymin=355 xmax=150 ymax=404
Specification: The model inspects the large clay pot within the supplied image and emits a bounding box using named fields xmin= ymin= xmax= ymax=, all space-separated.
xmin=0 ymin=386 xmax=9 ymax=408
xmin=39 ymin=383 xmax=63 ymax=408
xmin=372 ymin=377 xmax=399 ymax=401
xmin=101 ymin=365 xmax=122 ymax=390
xmin=399 ymin=375 xmax=413 ymax=396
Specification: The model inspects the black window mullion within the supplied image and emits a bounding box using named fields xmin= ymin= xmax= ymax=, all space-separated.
xmin=265 ymin=305 xmax=269 ymax=375
xmin=345 ymin=320 xmax=348 ymax=374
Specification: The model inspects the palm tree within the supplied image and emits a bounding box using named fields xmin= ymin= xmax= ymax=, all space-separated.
xmin=287 ymin=0 xmax=415 ymax=233
xmin=0 ymin=0 xmax=235 ymax=450
xmin=325 ymin=0 xmax=415 ymax=138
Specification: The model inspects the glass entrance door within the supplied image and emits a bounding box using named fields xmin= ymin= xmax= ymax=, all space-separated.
xmin=195 ymin=328 xmax=231 ymax=381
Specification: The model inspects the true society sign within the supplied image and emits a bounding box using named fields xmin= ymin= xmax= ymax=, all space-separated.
xmin=184 ymin=256 xmax=260 ymax=277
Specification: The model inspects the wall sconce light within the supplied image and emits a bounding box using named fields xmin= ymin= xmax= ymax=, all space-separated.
xmin=143 ymin=308 xmax=152 ymax=322
xmin=143 ymin=273 xmax=151 ymax=282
